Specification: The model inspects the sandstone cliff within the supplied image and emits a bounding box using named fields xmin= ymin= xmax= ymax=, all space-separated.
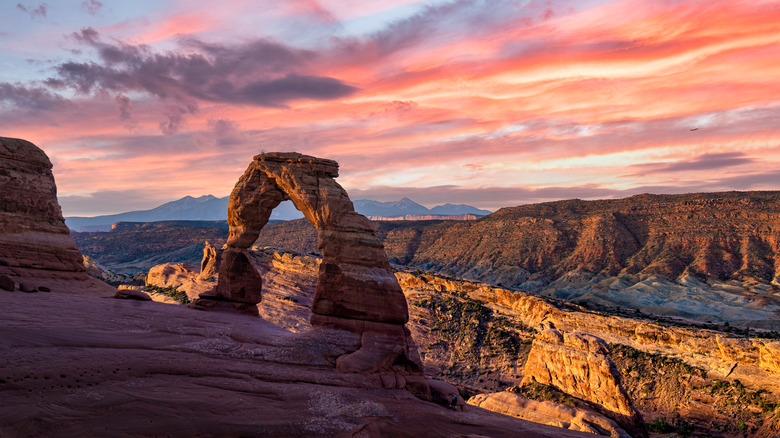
xmin=0 ymin=137 xmax=114 ymax=295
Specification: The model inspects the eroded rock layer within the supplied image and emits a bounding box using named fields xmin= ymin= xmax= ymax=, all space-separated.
xmin=0 ymin=137 xmax=113 ymax=296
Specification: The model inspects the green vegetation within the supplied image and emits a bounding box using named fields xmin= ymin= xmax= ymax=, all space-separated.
xmin=278 ymin=296 xmax=298 ymax=303
xmin=700 ymin=379 xmax=778 ymax=414
xmin=612 ymin=342 xmax=780 ymax=436
xmin=416 ymin=294 xmax=533 ymax=363
xmin=514 ymin=382 xmax=577 ymax=407
xmin=146 ymin=285 xmax=190 ymax=305
xmin=610 ymin=344 xmax=706 ymax=378
xmin=646 ymin=418 xmax=675 ymax=433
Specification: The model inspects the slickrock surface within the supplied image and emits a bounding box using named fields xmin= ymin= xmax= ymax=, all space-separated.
xmin=468 ymin=391 xmax=630 ymax=438
xmin=0 ymin=137 xmax=114 ymax=296
xmin=0 ymin=290 xmax=590 ymax=438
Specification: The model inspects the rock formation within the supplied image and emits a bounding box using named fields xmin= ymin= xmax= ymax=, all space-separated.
xmin=191 ymin=152 xmax=421 ymax=374
xmin=379 ymin=192 xmax=780 ymax=286
xmin=198 ymin=241 xmax=222 ymax=280
xmin=0 ymin=137 xmax=114 ymax=296
xmin=468 ymin=391 xmax=630 ymax=438
xmin=521 ymin=328 xmax=643 ymax=433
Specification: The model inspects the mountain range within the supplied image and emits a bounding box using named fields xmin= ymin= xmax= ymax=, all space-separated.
xmin=65 ymin=195 xmax=491 ymax=231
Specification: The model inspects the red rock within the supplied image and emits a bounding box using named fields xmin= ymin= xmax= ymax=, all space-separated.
xmin=0 ymin=137 xmax=115 ymax=296
xmin=205 ymin=152 xmax=418 ymax=374
xmin=198 ymin=241 xmax=222 ymax=280
xmin=114 ymin=289 xmax=152 ymax=301
xmin=215 ymin=248 xmax=262 ymax=304
xmin=0 ymin=274 xmax=14 ymax=291
xmin=521 ymin=328 xmax=644 ymax=434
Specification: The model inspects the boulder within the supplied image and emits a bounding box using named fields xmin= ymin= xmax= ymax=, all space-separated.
xmin=19 ymin=282 xmax=37 ymax=293
xmin=0 ymin=274 xmax=14 ymax=291
xmin=0 ymin=137 xmax=115 ymax=296
xmin=146 ymin=263 xmax=198 ymax=289
xmin=114 ymin=288 xmax=152 ymax=301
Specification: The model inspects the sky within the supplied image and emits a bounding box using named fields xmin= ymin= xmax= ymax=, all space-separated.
xmin=2 ymin=0 xmax=780 ymax=216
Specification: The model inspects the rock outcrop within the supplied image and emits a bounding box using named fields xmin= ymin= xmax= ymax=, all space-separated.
xmin=0 ymin=137 xmax=114 ymax=296
xmin=521 ymin=328 xmax=640 ymax=424
xmin=468 ymin=391 xmax=630 ymax=438
xmin=192 ymin=152 xmax=421 ymax=374
xmin=198 ymin=241 xmax=222 ymax=280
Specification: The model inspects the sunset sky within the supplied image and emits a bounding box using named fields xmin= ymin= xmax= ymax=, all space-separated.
xmin=2 ymin=0 xmax=780 ymax=216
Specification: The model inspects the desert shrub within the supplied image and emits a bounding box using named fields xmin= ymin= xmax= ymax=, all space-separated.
xmin=647 ymin=418 xmax=675 ymax=433
xmin=146 ymin=285 xmax=190 ymax=305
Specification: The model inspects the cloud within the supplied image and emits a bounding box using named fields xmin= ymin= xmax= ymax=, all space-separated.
xmin=16 ymin=2 xmax=47 ymax=19
xmin=626 ymin=152 xmax=758 ymax=177
xmin=114 ymin=94 xmax=132 ymax=120
xmin=158 ymin=102 xmax=198 ymax=136
xmin=46 ymin=29 xmax=356 ymax=109
xmin=80 ymin=0 xmax=103 ymax=16
xmin=0 ymin=82 xmax=67 ymax=111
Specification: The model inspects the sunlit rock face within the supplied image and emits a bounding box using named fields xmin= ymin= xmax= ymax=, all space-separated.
xmin=193 ymin=152 xmax=420 ymax=374
xmin=521 ymin=327 xmax=643 ymax=433
xmin=0 ymin=137 xmax=114 ymax=296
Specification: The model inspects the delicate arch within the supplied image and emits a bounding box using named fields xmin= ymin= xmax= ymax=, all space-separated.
xmin=216 ymin=152 xmax=409 ymax=325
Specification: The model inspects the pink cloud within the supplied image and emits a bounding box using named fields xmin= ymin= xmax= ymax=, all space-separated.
xmin=3 ymin=0 xmax=780 ymax=215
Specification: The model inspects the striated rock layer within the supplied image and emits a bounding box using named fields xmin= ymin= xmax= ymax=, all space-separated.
xmin=0 ymin=137 xmax=113 ymax=296
xmin=521 ymin=329 xmax=637 ymax=419
xmin=382 ymin=192 xmax=780 ymax=286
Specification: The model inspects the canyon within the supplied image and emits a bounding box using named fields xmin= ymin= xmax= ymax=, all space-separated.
xmin=143 ymin=245 xmax=780 ymax=436
xmin=7 ymin=136 xmax=780 ymax=436
xmin=75 ymin=191 xmax=780 ymax=328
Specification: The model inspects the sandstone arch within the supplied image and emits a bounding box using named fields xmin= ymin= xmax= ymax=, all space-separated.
xmin=200 ymin=152 xmax=420 ymax=373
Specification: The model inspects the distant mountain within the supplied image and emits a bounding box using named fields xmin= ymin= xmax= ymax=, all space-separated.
xmin=352 ymin=198 xmax=430 ymax=217
xmin=352 ymin=197 xmax=491 ymax=218
xmin=65 ymin=196 xmax=307 ymax=231
xmin=65 ymin=195 xmax=229 ymax=232
xmin=66 ymin=195 xmax=489 ymax=231
xmin=428 ymin=203 xmax=492 ymax=216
